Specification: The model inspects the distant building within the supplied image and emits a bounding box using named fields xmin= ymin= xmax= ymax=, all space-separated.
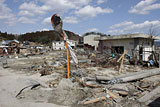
xmin=83 ymin=34 xmax=101 ymax=50
xmin=52 ymin=41 xmax=65 ymax=50
xmin=1 ymin=39 xmax=20 ymax=47
xmin=52 ymin=40 xmax=76 ymax=50
xmin=0 ymin=40 xmax=20 ymax=55
xmin=95 ymin=33 xmax=160 ymax=61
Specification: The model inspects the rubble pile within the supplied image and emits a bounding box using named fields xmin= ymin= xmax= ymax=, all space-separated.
xmin=89 ymin=53 xmax=119 ymax=68
xmin=42 ymin=50 xmax=160 ymax=106
xmin=2 ymin=48 xmax=160 ymax=107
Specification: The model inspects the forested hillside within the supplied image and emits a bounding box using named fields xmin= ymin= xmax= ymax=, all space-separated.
xmin=18 ymin=30 xmax=82 ymax=44
xmin=0 ymin=31 xmax=16 ymax=40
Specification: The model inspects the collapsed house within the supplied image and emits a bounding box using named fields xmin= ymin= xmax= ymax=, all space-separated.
xmin=0 ymin=39 xmax=20 ymax=55
xmin=95 ymin=33 xmax=160 ymax=62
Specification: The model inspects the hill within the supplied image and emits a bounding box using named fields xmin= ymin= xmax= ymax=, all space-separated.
xmin=18 ymin=30 xmax=82 ymax=45
xmin=82 ymin=32 xmax=109 ymax=37
xmin=0 ymin=31 xmax=16 ymax=41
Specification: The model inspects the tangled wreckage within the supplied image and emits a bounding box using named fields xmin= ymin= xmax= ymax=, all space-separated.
xmin=0 ymin=40 xmax=160 ymax=107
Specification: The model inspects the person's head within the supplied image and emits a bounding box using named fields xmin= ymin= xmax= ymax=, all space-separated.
xmin=51 ymin=14 xmax=63 ymax=32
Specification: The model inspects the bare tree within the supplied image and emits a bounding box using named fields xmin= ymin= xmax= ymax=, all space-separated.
xmin=148 ymin=24 xmax=159 ymax=36
xmin=147 ymin=24 xmax=160 ymax=48
xmin=148 ymin=24 xmax=160 ymax=67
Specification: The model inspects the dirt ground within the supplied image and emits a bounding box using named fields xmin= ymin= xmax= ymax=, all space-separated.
xmin=0 ymin=52 xmax=67 ymax=107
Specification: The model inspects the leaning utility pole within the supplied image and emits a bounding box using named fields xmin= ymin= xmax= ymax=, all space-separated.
xmin=51 ymin=14 xmax=78 ymax=78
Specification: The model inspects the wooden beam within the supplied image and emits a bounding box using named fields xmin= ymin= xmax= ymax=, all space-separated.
xmin=83 ymin=96 xmax=106 ymax=105
xmin=120 ymin=68 xmax=160 ymax=82
xmin=138 ymin=85 xmax=160 ymax=105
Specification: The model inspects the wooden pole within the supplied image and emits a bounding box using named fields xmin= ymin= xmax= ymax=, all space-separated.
xmin=117 ymin=50 xmax=127 ymax=73
xmin=120 ymin=68 xmax=160 ymax=82
xmin=119 ymin=56 xmax=124 ymax=73
xmin=86 ymin=68 xmax=160 ymax=83
xmin=117 ymin=50 xmax=127 ymax=62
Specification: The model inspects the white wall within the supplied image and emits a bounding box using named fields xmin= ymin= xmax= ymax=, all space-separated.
xmin=84 ymin=34 xmax=100 ymax=50
xmin=52 ymin=41 xmax=65 ymax=50
xmin=135 ymin=38 xmax=154 ymax=51
xmin=52 ymin=40 xmax=76 ymax=50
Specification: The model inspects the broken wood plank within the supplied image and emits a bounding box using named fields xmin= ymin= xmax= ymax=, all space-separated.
xmin=135 ymin=84 xmax=144 ymax=92
xmin=117 ymin=50 xmax=127 ymax=73
xmin=118 ymin=91 xmax=128 ymax=96
xmin=105 ymin=88 xmax=118 ymax=99
xmin=138 ymin=85 xmax=160 ymax=105
xmin=82 ymin=96 xmax=106 ymax=105
xmin=119 ymin=55 xmax=124 ymax=73
xmin=117 ymin=50 xmax=127 ymax=62
xmin=81 ymin=89 xmax=118 ymax=105
xmin=83 ymin=82 xmax=101 ymax=88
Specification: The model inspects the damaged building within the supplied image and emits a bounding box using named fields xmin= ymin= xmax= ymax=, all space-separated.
xmin=83 ymin=33 xmax=100 ymax=50
xmin=83 ymin=32 xmax=109 ymax=51
xmin=95 ymin=33 xmax=160 ymax=61
xmin=0 ymin=39 xmax=20 ymax=55
xmin=52 ymin=40 xmax=76 ymax=50
xmin=0 ymin=39 xmax=20 ymax=47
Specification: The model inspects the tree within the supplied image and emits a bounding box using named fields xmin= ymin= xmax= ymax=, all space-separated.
xmin=148 ymin=24 xmax=160 ymax=48
xmin=17 ymin=30 xmax=81 ymax=45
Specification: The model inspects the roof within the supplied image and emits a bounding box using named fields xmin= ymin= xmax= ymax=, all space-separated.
xmin=94 ymin=33 xmax=160 ymax=41
xmin=0 ymin=46 xmax=9 ymax=48
xmin=1 ymin=40 xmax=19 ymax=45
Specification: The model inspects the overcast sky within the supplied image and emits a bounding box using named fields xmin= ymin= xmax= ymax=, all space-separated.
xmin=0 ymin=0 xmax=160 ymax=35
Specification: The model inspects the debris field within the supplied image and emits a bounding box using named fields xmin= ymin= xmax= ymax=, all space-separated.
xmin=0 ymin=48 xmax=160 ymax=107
